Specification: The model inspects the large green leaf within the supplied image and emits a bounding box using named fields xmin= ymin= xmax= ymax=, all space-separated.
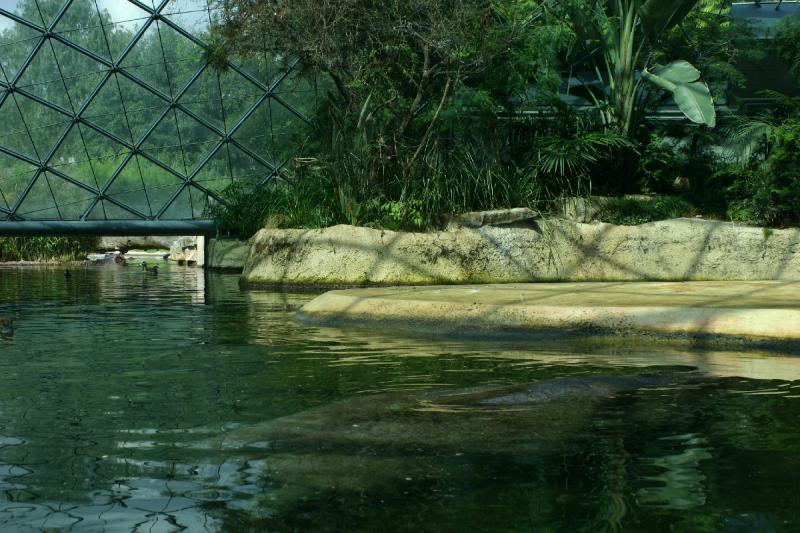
xmin=673 ymin=81 xmax=716 ymax=128
xmin=638 ymin=0 xmax=699 ymax=41
xmin=651 ymin=60 xmax=701 ymax=84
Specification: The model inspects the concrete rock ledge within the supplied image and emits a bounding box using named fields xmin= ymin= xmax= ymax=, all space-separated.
xmin=297 ymin=282 xmax=800 ymax=348
xmin=241 ymin=218 xmax=800 ymax=286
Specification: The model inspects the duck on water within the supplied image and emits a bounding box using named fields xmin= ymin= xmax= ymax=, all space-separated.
xmin=0 ymin=317 xmax=13 ymax=338
xmin=140 ymin=262 xmax=159 ymax=275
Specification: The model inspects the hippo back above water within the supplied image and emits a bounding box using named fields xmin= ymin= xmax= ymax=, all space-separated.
xmin=437 ymin=374 xmax=674 ymax=407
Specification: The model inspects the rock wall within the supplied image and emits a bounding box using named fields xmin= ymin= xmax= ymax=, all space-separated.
xmin=208 ymin=239 xmax=249 ymax=271
xmin=240 ymin=219 xmax=800 ymax=286
xmin=98 ymin=236 xmax=177 ymax=251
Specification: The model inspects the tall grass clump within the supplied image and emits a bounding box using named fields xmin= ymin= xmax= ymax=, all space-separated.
xmin=0 ymin=236 xmax=100 ymax=262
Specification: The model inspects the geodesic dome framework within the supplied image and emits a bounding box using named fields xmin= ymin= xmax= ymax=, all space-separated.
xmin=0 ymin=0 xmax=313 ymax=224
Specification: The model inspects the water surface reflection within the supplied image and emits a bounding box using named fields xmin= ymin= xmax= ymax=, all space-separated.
xmin=0 ymin=265 xmax=799 ymax=531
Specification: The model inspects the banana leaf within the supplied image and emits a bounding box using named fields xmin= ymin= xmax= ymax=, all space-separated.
xmin=673 ymin=81 xmax=716 ymax=128
xmin=651 ymin=60 xmax=701 ymax=84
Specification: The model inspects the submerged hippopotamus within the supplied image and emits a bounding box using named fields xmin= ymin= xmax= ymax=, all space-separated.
xmin=217 ymin=372 xmax=685 ymax=511
xmin=441 ymin=374 xmax=672 ymax=406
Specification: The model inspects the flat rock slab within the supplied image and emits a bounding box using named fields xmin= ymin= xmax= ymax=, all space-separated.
xmin=298 ymin=281 xmax=800 ymax=345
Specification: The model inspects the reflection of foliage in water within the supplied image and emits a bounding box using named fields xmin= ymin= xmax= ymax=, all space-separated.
xmin=2 ymin=268 xmax=800 ymax=531
xmin=636 ymin=433 xmax=712 ymax=510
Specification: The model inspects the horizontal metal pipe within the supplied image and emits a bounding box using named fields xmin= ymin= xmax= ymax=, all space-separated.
xmin=0 ymin=220 xmax=217 ymax=237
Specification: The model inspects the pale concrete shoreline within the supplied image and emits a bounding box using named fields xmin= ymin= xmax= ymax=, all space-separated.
xmin=240 ymin=219 xmax=800 ymax=286
xmin=297 ymin=281 xmax=800 ymax=349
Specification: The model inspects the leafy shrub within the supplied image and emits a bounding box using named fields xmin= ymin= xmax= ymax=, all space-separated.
xmin=379 ymin=200 xmax=426 ymax=232
xmin=206 ymin=177 xmax=339 ymax=239
xmin=775 ymin=15 xmax=800 ymax=81
xmin=751 ymin=120 xmax=800 ymax=225
xmin=597 ymin=196 xmax=693 ymax=225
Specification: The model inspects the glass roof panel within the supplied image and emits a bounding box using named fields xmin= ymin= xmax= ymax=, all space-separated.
xmin=0 ymin=13 xmax=42 ymax=83
xmin=160 ymin=183 xmax=192 ymax=218
xmin=15 ymin=172 xmax=59 ymax=218
xmin=33 ymin=0 xmax=68 ymax=29
xmin=43 ymin=171 xmax=97 ymax=218
xmin=162 ymin=0 xmax=212 ymax=36
xmin=0 ymin=0 xmax=308 ymax=221
xmin=266 ymin=97 xmax=305 ymax=168
xmin=0 ymin=95 xmax=38 ymax=157
xmin=0 ymin=0 xmax=51 ymax=27
xmin=14 ymin=92 xmax=71 ymax=159
xmin=0 ymin=151 xmax=37 ymax=209
xmin=86 ymin=198 xmax=142 ymax=220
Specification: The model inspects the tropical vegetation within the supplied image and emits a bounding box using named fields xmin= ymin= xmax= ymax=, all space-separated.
xmin=2 ymin=0 xmax=800 ymax=247
xmin=0 ymin=236 xmax=99 ymax=262
xmin=202 ymin=0 xmax=800 ymax=238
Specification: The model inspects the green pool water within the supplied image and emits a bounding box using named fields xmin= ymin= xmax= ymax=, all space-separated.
xmin=0 ymin=265 xmax=799 ymax=532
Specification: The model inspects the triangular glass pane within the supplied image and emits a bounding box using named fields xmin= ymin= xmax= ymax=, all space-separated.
xmin=103 ymin=155 xmax=151 ymax=215
xmin=41 ymin=172 xmax=96 ymax=219
xmin=99 ymin=0 xmax=152 ymax=62
xmin=136 ymin=156 xmax=184 ymax=215
xmin=117 ymin=77 xmax=169 ymax=144
xmin=15 ymin=43 xmax=71 ymax=109
xmin=15 ymin=172 xmax=59 ymax=218
xmin=15 ymin=93 xmax=71 ymax=158
xmin=0 ymin=96 xmax=37 ymax=158
xmin=193 ymin=143 xmax=268 ymax=189
xmin=94 ymin=0 xmax=153 ymax=25
xmin=120 ymin=21 xmax=169 ymax=94
xmin=141 ymin=108 xmax=188 ymax=174
xmin=121 ymin=20 xmax=203 ymax=97
xmin=159 ymin=183 xmax=192 ymax=219
xmin=48 ymin=123 xmax=127 ymax=189
xmin=35 ymin=0 xmax=68 ymax=29
xmin=50 ymin=40 xmax=108 ymax=109
xmin=178 ymin=66 xmax=224 ymax=131
xmin=158 ymin=20 xmax=205 ymax=95
xmin=89 ymin=150 xmax=130 ymax=189
xmin=105 ymin=155 xmax=182 ymax=217
xmin=1 ymin=0 xmax=52 ymax=27
xmin=232 ymin=98 xmax=273 ymax=165
xmin=0 ymin=15 xmax=42 ymax=83
xmin=273 ymin=69 xmax=317 ymax=120
xmin=74 ymin=123 xmax=129 ymax=160
xmin=218 ymin=68 xmax=263 ymax=133
xmin=47 ymin=122 xmax=98 ymax=188
xmin=189 ymin=184 xmax=207 ymax=217
xmin=230 ymin=53 xmax=286 ymax=90
xmin=54 ymin=0 xmax=113 ymax=61
xmin=82 ymin=73 xmax=167 ymax=144
xmin=163 ymin=0 xmax=211 ymax=36
xmin=0 ymin=152 xmax=37 ymax=209
xmin=86 ymin=198 xmax=141 ymax=220
xmin=174 ymin=107 xmax=220 ymax=174
xmin=265 ymin=97 xmax=305 ymax=166
xmin=192 ymin=175 xmax=229 ymax=195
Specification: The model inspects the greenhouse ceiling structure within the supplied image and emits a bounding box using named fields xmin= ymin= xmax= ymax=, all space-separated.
xmin=0 ymin=0 xmax=313 ymax=235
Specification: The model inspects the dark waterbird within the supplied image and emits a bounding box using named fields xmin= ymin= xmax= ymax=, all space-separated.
xmin=140 ymin=262 xmax=159 ymax=275
xmin=0 ymin=317 xmax=13 ymax=338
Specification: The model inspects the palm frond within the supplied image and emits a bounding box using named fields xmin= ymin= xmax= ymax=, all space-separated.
xmin=722 ymin=115 xmax=777 ymax=165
